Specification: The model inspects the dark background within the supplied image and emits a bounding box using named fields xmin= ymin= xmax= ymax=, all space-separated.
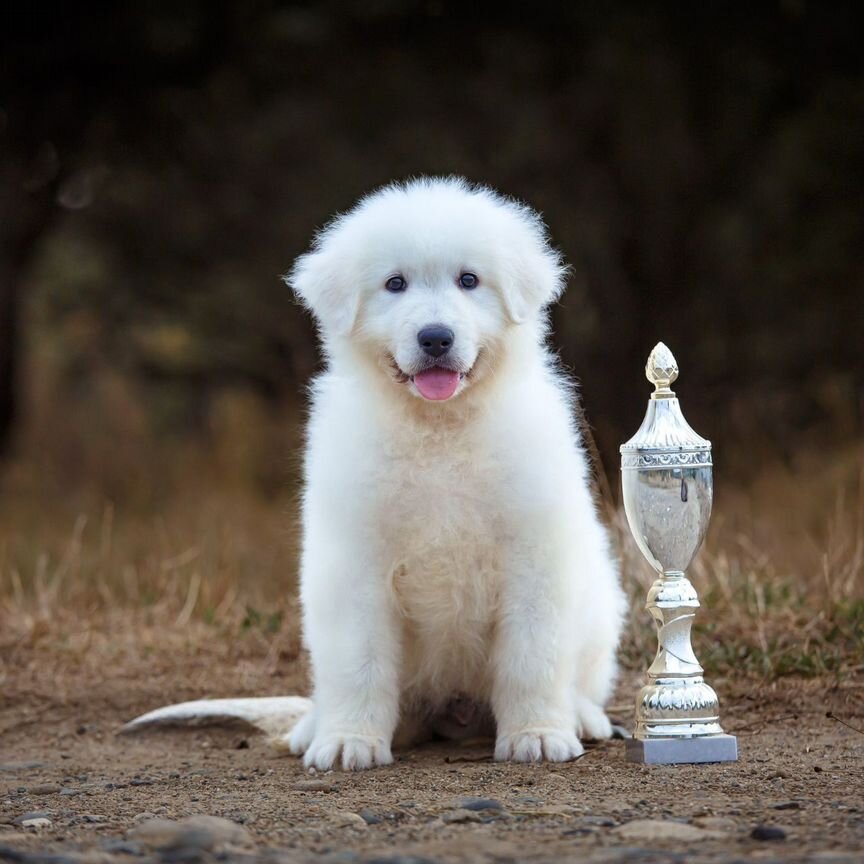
xmin=2 ymin=1 xmax=862 ymax=495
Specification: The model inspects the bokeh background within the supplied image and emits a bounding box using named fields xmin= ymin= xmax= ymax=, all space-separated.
xmin=2 ymin=2 xmax=862 ymax=682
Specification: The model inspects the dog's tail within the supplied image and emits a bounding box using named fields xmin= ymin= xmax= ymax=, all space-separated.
xmin=120 ymin=697 xmax=312 ymax=742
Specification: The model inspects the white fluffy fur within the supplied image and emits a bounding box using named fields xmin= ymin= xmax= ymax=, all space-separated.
xmin=284 ymin=177 xmax=625 ymax=770
xmin=125 ymin=177 xmax=625 ymax=770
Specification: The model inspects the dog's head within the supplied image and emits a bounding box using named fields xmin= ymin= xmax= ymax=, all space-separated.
xmin=288 ymin=177 xmax=566 ymax=402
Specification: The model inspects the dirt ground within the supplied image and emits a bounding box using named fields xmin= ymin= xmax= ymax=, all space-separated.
xmin=2 ymin=642 xmax=863 ymax=864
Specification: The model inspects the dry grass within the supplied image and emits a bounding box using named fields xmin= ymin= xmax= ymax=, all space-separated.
xmin=612 ymin=445 xmax=864 ymax=681
xmin=1 ymin=407 xmax=862 ymax=691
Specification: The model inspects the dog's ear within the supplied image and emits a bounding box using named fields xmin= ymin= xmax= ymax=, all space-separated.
xmin=285 ymin=243 xmax=359 ymax=337
xmin=499 ymin=241 xmax=567 ymax=325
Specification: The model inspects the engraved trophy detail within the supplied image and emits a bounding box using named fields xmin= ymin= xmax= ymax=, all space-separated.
xmin=620 ymin=342 xmax=738 ymax=764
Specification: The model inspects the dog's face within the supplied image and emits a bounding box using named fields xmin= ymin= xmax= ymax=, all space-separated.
xmin=289 ymin=178 xmax=565 ymax=402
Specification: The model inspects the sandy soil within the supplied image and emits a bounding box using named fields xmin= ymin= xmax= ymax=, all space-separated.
xmin=2 ymin=648 xmax=863 ymax=864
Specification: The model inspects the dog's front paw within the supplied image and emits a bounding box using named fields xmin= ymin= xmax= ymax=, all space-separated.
xmin=494 ymin=727 xmax=584 ymax=763
xmin=304 ymin=733 xmax=393 ymax=771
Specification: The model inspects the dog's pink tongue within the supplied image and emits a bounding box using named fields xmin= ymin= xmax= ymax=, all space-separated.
xmin=413 ymin=367 xmax=460 ymax=400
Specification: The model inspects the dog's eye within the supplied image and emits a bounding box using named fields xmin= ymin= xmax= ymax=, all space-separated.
xmin=385 ymin=275 xmax=407 ymax=293
xmin=459 ymin=272 xmax=479 ymax=290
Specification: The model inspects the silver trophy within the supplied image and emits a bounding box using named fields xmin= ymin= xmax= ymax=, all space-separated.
xmin=620 ymin=343 xmax=737 ymax=764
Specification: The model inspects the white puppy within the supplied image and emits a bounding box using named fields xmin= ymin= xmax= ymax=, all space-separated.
xmin=284 ymin=177 xmax=625 ymax=770
xmin=125 ymin=177 xmax=624 ymax=771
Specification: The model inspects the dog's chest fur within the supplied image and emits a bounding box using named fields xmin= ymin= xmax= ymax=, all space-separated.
xmin=378 ymin=420 xmax=505 ymax=703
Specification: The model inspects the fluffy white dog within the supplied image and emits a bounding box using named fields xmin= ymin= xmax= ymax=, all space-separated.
xmin=126 ymin=177 xmax=625 ymax=771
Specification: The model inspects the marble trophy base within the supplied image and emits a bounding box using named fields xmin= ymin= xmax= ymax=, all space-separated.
xmin=626 ymin=734 xmax=738 ymax=765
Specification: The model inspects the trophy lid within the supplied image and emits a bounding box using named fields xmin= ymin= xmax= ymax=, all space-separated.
xmin=620 ymin=342 xmax=711 ymax=458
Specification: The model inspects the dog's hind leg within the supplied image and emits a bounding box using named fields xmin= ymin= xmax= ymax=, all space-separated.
xmin=573 ymin=638 xmax=619 ymax=740
xmin=573 ymin=692 xmax=613 ymax=740
xmin=279 ymin=706 xmax=317 ymax=755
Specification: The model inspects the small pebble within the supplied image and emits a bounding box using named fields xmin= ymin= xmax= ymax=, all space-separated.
xmin=362 ymin=857 xmax=437 ymax=864
xmin=292 ymin=778 xmax=335 ymax=792
xmin=22 ymin=817 xmax=53 ymax=828
xmin=133 ymin=812 xmax=157 ymax=823
xmin=693 ymin=816 xmax=738 ymax=832
xmin=580 ymin=816 xmax=616 ymax=827
xmin=442 ymin=809 xmax=481 ymax=824
xmin=772 ymin=801 xmax=801 ymax=810
xmin=751 ymin=824 xmax=787 ymax=841
xmin=561 ymin=827 xmax=596 ymax=837
xmin=14 ymin=811 xmax=51 ymax=824
xmin=613 ymin=819 xmax=716 ymax=842
xmin=320 ymin=853 xmax=360 ymax=864
xmin=453 ymin=796 xmax=503 ymax=812
xmin=364 ymin=858 xmax=438 ymax=864
xmin=0 ymin=762 xmax=46 ymax=772
xmin=332 ymin=811 xmax=367 ymax=829
xmin=29 ymin=784 xmax=61 ymax=795
xmin=359 ymin=809 xmax=383 ymax=825
xmin=102 ymin=839 xmax=146 ymax=855
xmin=129 ymin=815 xmax=252 ymax=850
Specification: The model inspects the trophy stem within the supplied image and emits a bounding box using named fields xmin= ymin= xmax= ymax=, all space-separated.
xmin=634 ymin=569 xmax=724 ymax=740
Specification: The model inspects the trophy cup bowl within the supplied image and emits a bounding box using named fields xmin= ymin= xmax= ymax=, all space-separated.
xmin=620 ymin=343 xmax=737 ymax=764
xmin=621 ymin=457 xmax=713 ymax=577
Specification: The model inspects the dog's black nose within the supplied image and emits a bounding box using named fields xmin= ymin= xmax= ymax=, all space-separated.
xmin=417 ymin=325 xmax=454 ymax=358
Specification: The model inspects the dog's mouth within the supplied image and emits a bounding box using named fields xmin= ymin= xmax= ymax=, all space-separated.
xmin=388 ymin=356 xmax=476 ymax=402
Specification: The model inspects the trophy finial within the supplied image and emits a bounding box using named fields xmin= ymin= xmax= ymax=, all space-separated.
xmin=645 ymin=342 xmax=679 ymax=397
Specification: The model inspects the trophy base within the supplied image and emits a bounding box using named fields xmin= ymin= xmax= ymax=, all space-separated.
xmin=625 ymin=733 xmax=738 ymax=765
